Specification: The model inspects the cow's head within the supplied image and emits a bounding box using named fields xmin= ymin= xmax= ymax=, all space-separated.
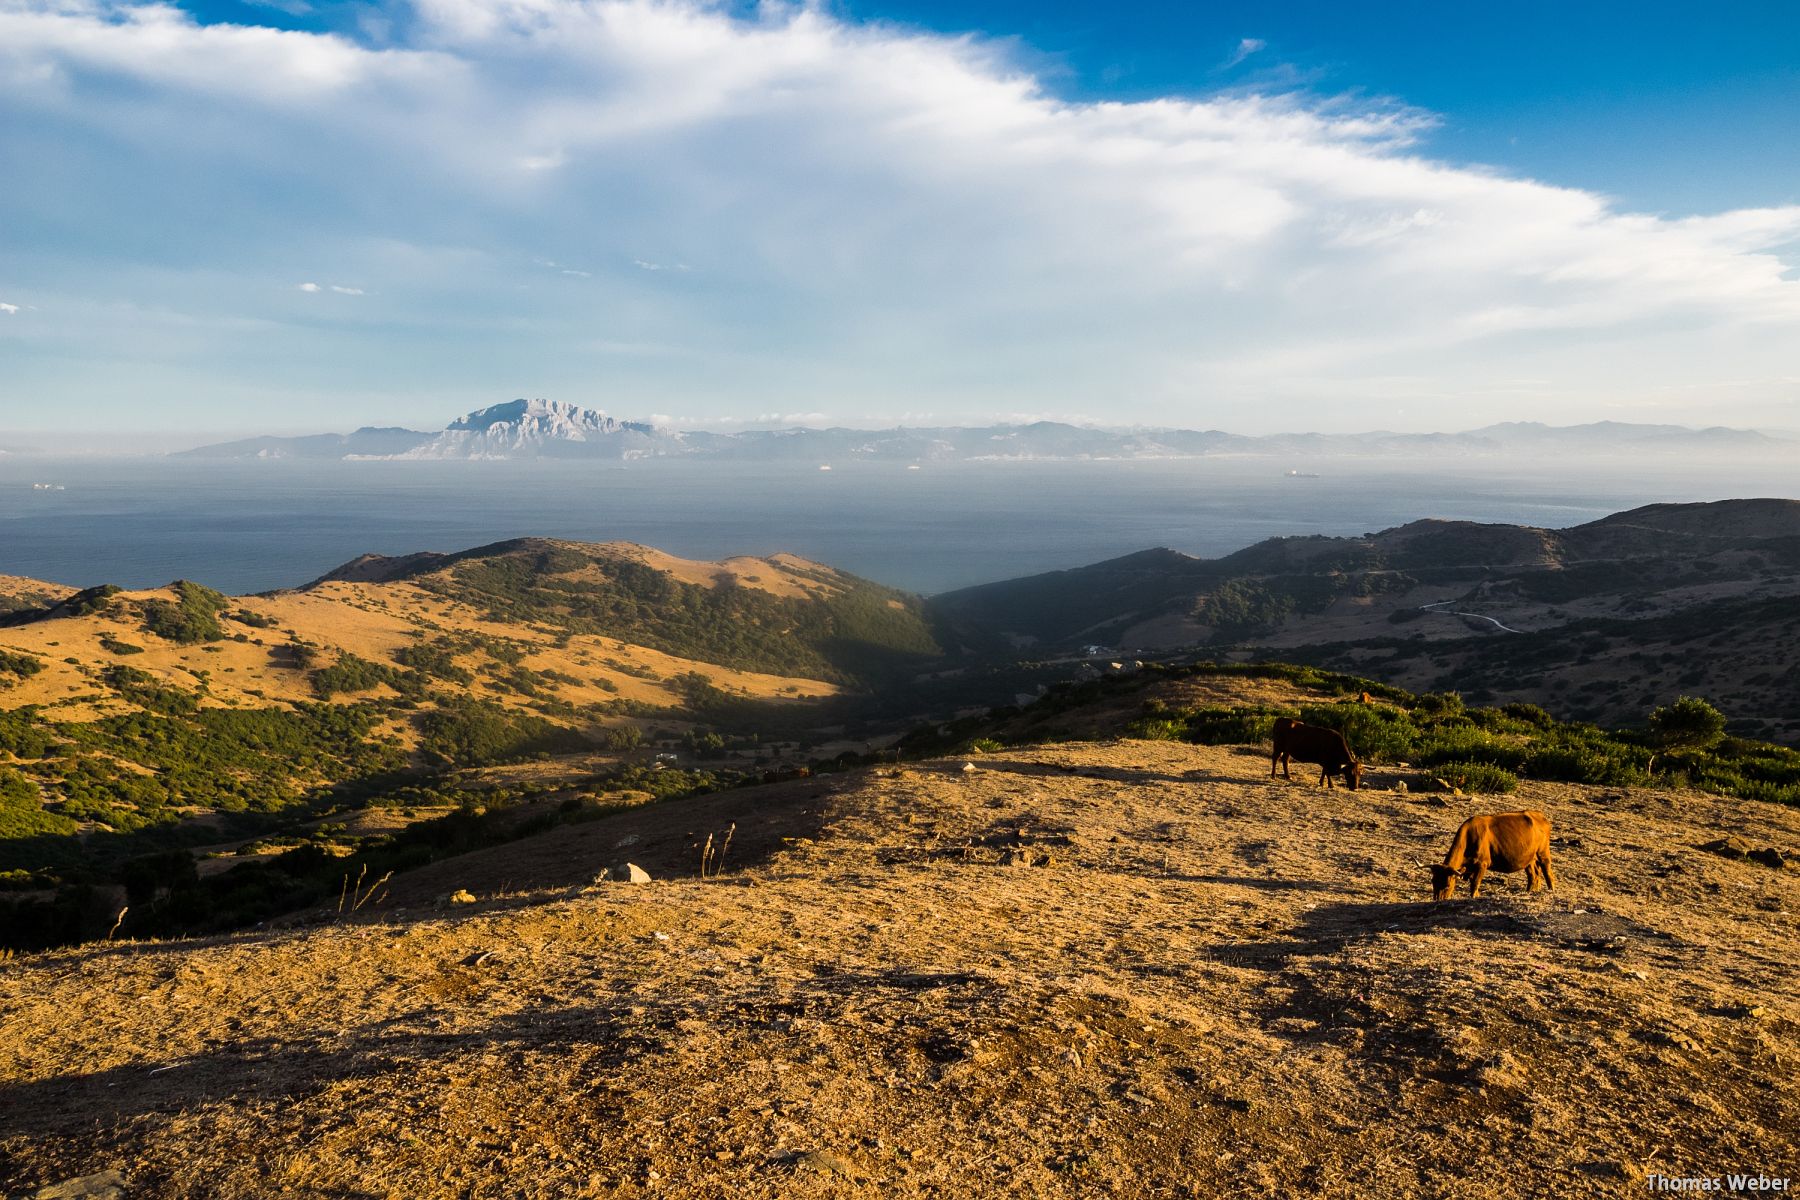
xmin=1345 ymin=760 xmax=1363 ymax=791
xmin=1429 ymin=864 xmax=1458 ymax=901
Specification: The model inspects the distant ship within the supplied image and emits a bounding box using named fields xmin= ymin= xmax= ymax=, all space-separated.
xmin=818 ymin=464 xmax=832 ymax=472
xmin=906 ymin=464 xmax=922 ymax=471
xmin=1284 ymin=469 xmax=1320 ymax=479
xmin=31 ymin=483 xmax=66 ymax=491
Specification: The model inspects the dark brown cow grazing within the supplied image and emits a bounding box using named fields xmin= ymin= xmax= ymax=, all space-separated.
xmin=1430 ymin=810 xmax=1555 ymax=900
xmin=1270 ymin=718 xmax=1362 ymax=790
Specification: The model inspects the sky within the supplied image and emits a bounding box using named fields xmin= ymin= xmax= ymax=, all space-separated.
xmin=2 ymin=0 xmax=1797 ymax=439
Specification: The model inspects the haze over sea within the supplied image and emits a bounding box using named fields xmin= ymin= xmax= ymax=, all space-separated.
xmin=3 ymin=456 xmax=1797 ymax=596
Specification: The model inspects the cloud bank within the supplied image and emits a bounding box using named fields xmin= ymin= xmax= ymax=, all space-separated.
xmin=1 ymin=0 xmax=1797 ymax=431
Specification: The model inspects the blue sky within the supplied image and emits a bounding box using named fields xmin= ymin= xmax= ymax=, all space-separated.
xmin=847 ymin=0 xmax=1800 ymax=212
xmin=2 ymin=0 xmax=1797 ymax=441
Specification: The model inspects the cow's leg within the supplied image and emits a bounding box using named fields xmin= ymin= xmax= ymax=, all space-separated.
xmin=1540 ymin=847 xmax=1556 ymax=891
xmin=1466 ymin=862 xmax=1487 ymax=898
xmin=1317 ymin=766 xmax=1332 ymax=790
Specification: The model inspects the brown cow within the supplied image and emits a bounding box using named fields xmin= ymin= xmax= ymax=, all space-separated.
xmin=1430 ymin=810 xmax=1555 ymax=900
xmin=1270 ymin=718 xmax=1362 ymax=790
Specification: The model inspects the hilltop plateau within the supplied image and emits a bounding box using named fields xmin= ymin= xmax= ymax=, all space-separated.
xmin=1 ymin=666 xmax=1795 ymax=1198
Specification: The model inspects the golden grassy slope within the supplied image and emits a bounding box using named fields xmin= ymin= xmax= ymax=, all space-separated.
xmin=3 ymin=737 xmax=1794 ymax=1198
xmin=0 ymin=564 xmax=841 ymax=725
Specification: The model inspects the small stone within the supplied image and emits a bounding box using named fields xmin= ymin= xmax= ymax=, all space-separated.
xmin=34 ymin=1172 xmax=126 ymax=1200
xmin=795 ymin=1149 xmax=855 ymax=1176
xmin=447 ymin=889 xmax=477 ymax=905
xmin=1000 ymin=848 xmax=1032 ymax=867
xmin=1747 ymin=847 xmax=1788 ymax=870
xmin=961 ymin=762 xmax=977 ymax=774
xmin=1472 ymin=1050 xmax=1528 ymax=1090
xmin=1699 ymin=838 xmax=1749 ymax=861
xmin=1393 ymin=780 xmax=1408 ymax=793
xmin=624 ymin=863 xmax=652 ymax=884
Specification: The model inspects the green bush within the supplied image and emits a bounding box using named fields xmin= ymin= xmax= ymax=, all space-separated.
xmin=141 ymin=581 xmax=230 ymax=644
xmin=311 ymin=653 xmax=404 ymax=699
xmin=415 ymin=699 xmax=586 ymax=767
xmin=102 ymin=665 xmax=198 ymax=715
xmin=0 ymin=650 xmax=45 ymax=680
xmin=1648 ymin=696 xmax=1727 ymax=754
xmin=1412 ymin=725 xmax=1531 ymax=771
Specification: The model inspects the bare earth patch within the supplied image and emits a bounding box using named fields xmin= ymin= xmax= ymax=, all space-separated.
xmin=2 ymin=739 xmax=1795 ymax=1198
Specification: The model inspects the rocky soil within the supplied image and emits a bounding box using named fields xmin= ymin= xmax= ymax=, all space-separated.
xmin=3 ymin=737 xmax=1796 ymax=1199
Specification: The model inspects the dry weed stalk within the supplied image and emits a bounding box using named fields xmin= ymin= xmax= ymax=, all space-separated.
xmin=106 ymin=906 xmax=129 ymax=940
xmin=716 ymin=822 xmax=736 ymax=876
xmin=352 ymin=870 xmax=394 ymax=911
xmin=340 ymin=864 xmax=366 ymax=916
xmin=697 ymin=823 xmax=738 ymax=879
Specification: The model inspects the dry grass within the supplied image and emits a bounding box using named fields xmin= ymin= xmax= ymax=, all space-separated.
xmin=0 ymin=575 xmax=839 ymax=724
xmin=2 ymin=735 xmax=1795 ymax=1198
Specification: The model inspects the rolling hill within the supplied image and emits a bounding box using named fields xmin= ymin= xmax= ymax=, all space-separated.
xmin=0 ymin=540 xmax=941 ymax=941
xmin=930 ymin=499 xmax=1800 ymax=740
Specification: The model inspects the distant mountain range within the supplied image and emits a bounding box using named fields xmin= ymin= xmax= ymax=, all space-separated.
xmin=174 ymin=400 xmax=1794 ymax=461
xmin=932 ymin=497 xmax=1800 ymax=741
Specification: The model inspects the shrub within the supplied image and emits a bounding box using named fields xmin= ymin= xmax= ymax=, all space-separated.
xmin=0 ymin=650 xmax=45 ymax=680
xmin=141 ymin=581 xmax=229 ymax=644
xmin=1411 ymin=726 xmax=1531 ymax=772
xmin=1648 ymin=696 xmax=1726 ymax=754
xmin=311 ymin=653 xmax=403 ymax=699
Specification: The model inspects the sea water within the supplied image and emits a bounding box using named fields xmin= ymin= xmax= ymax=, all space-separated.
xmin=0 ymin=455 xmax=1794 ymax=595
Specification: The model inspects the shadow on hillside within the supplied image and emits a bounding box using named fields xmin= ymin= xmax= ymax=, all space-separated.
xmin=1208 ymin=898 xmax=1544 ymax=969
xmin=355 ymin=775 xmax=843 ymax=910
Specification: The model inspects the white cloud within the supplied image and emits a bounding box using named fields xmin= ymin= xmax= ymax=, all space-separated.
xmin=329 ymin=284 xmax=364 ymax=294
xmin=1223 ymin=37 xmax=1266 ymax=69
xmin=2 ymin=0 xmax=1798 ymax=431
xmin=0 ymin=302 xmax=19 ymax=314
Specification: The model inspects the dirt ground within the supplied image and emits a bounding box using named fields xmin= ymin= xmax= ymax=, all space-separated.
xmin=2 ymin=738 xmax=1796 ymax=1199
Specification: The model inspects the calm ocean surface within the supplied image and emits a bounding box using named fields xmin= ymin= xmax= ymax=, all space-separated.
xmin=1 ymin=456 xmax=1795 ymax=595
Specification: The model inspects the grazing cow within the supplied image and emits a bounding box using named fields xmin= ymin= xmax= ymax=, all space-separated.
xmin=1430 ymin=810 xmax=1555 ymax=900
xmin=1270 ymin=718 xmax=1362 ymax=791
